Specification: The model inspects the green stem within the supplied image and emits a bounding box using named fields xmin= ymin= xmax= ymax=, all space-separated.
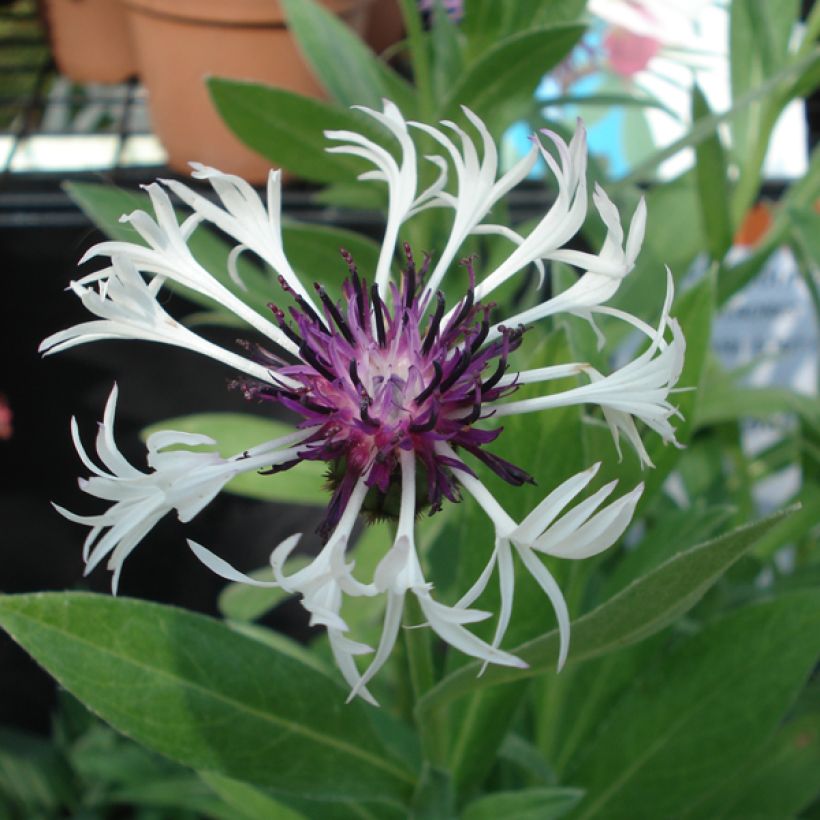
xmin=404 ymin=596 xmax=447 ymax=767
xmin=789 ymin=230 xmax=820 ymax=401
xmin=732 ymin=10 xmax=820 ymax=225
xmin=612 ymin=48 xmax=818 ymax=192
xmin=730 ymin=102 xmax=780 ymax=226
xmin=535 ymin=561 xmax=586 ymax=760
xmin=798 ymin=2 xmax=820 ymax=59
xmin=399 ymin=0 xmax=435 ymax=120
xmin=790 ymin=231 xmax=820 ymax=322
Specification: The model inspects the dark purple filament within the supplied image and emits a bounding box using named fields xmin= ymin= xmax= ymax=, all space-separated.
xmin=235 ymin=246 xmax=531 ymax=538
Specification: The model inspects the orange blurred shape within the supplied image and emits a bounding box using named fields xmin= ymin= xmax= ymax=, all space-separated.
xmin=734 ymin=202 xmax=773 ymax=248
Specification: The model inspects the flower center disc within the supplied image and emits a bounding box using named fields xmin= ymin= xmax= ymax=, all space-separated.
xmin=238 ymin=248 xmax=532 ymax=537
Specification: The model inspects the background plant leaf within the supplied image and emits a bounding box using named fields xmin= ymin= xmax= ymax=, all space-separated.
xmin=565 ymin=591 xmax=820 ymax=819
xmin=280 ymin=0 xmax=415 ymax=113
xmin=208 ymin=81 xmax=391 ymax=184
xmin=462 ymin=786 xmax=584 ymax=820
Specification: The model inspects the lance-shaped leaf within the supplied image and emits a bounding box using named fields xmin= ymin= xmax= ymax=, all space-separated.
xmin=567 ymin=591 xmax=820 ymax=819
xmin=208 ymin=81 xmax=392 ymax=184
xmin=416 ymin=507 xmax=795 ymax=717
xmin=440 ymin=25 xmax=585 ymax=135
xmin=280 ymin=0 xmax=415 ymax=113
xmin=0 ymin=593 xmax=415 ymax=803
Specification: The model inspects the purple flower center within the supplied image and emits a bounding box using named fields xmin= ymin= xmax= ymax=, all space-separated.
xmin=237 ymin=246 xmax=533 ymax=537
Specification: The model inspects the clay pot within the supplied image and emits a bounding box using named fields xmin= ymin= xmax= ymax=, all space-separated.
xmin=41 ymin=0 xmax=137 ymax=83
xmin=122 ymin=0 xmax=372 ymax=183
xmin=364 ymin=0 xmax=404 ymax=56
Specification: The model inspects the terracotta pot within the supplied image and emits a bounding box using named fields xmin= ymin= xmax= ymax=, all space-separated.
xmin=122 ymin=0 xmax=372 ymax=183
xmin=364 ymin=0 xmax=404 ymax=56
xmin=41 ymin=0 xmax=137 ymax=83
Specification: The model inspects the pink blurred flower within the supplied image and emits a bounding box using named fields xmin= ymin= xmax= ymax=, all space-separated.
xmin=604 ymin=26 xmax=661 ymax=77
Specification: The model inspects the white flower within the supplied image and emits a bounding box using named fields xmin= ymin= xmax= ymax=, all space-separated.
xmin=494 ymin=270 xmax=685 ymax=467
xmin=39 ymin=256 xmax=285 ymax=386
xmin=441 ymin=446 xmax=643 ymax=669
xmin=45 ymin=102 xmax=685 ymax=699
xmin=58 ymin=384 xmax=314 ymax=593
xmin=489 ymin=184 xmax=646 ymax=343
xmin=80 ymin=182 xmax=296 ymax=354
xmin=161 ymin=164 xmax=319 ymax=314
xmin=325 ymin=100 xmax=420 ymax=294
xmin=410 ymin=106 xmax=540 ymax=295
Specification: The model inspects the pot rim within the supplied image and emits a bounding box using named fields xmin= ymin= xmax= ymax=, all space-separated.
xmin=121 ymin=0 xmax=371 ymax=28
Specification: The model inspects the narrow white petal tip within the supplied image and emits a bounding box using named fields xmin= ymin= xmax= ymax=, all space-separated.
xmin=347 ymin=686 xmax=379 ymax=707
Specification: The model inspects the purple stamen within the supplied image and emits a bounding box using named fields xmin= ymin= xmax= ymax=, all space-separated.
xmin=371 ymin=284 xmax=387 ymax=347
xmin=241 ymin=249 xmax=528 ymax=536
xmin=422 ymin=291 xmax=446 ymax=355
xmin=414 ymin=361 xmax=443 ymax=404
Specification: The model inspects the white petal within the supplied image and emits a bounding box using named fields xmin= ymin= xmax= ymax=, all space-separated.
xmin=188 ymin=540 xmax=279 ymax=586
xmin=417 ymin=592 xmax=527 ymax=669
xmin=514 ymin=546 xmax=570 ymax=671
xmin=514 ymin=463 xmax=601 ymax=544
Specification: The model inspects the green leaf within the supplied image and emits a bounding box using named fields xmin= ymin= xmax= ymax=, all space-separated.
xmin=602 ymin=504 xmax=734 ymax=600
xmin=461 ymin=0 xmax=585 ymax=62
xmin=616 ymin=47 xmax=818 ymax=189
xmin=695 ymin=383 xmax=820 ymax=431
xmin=679 ymin=710 xmax=820 ymax=819
xmin=416 ymin=507 xmax=794 ymax=715
xmin=729 ymin=0 xmax=800 ymax=163
xmin=497 ymin=733 xmax=555 ymax=785
xmin=227 ymin=621 xmax=329 ymax=675
xmin=752 ymin=481 xmax=820 ymax=562
xmin=460 ymin=0 xmax=508 ymax=60
xmin=410 ymin=763 xmax=454 ymax=820
xmin=430 ymin=0 xmax=464 ymax=106
xmin=0 ymin=593 xmax=415 ymax=802
xmin=312 ymin=180 xmax=387 ymax=210
xmin=462 ymin=787 xmax=584 ymax=820
xmin=0 ymin=727 xmax=76 ymax=814
xmin=110 ymin=774 xmax=238 ymax=819
xmin=141 ymin=414 xmax=326 ymax=504
xmin=200 ymin=772 xmax=307 ymax=820
xmin=279 ymin=221 xmax=381 ymax=301
xmin=692 ymin=84 xmax=734 ymax=260
xmin=567 ymin=591 xmax=820 ymax=819
xmin=718 ymin=144 xmax=820 ymax=305
xmin=787 ymin=48 xmax=820 ymax=99
xmin=440 ymin=25 xmax=586 ymax=135
xmin=208 ymin=80 xmax=390 ymax=183
xmin=540 ymin=92 xmax=680 ymax=121
xmin=280 ymin=0 xmax=415 ymax=113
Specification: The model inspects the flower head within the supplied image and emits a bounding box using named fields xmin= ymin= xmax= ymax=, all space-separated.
xmin=44 ymin=101 xmax=685 ymax=699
